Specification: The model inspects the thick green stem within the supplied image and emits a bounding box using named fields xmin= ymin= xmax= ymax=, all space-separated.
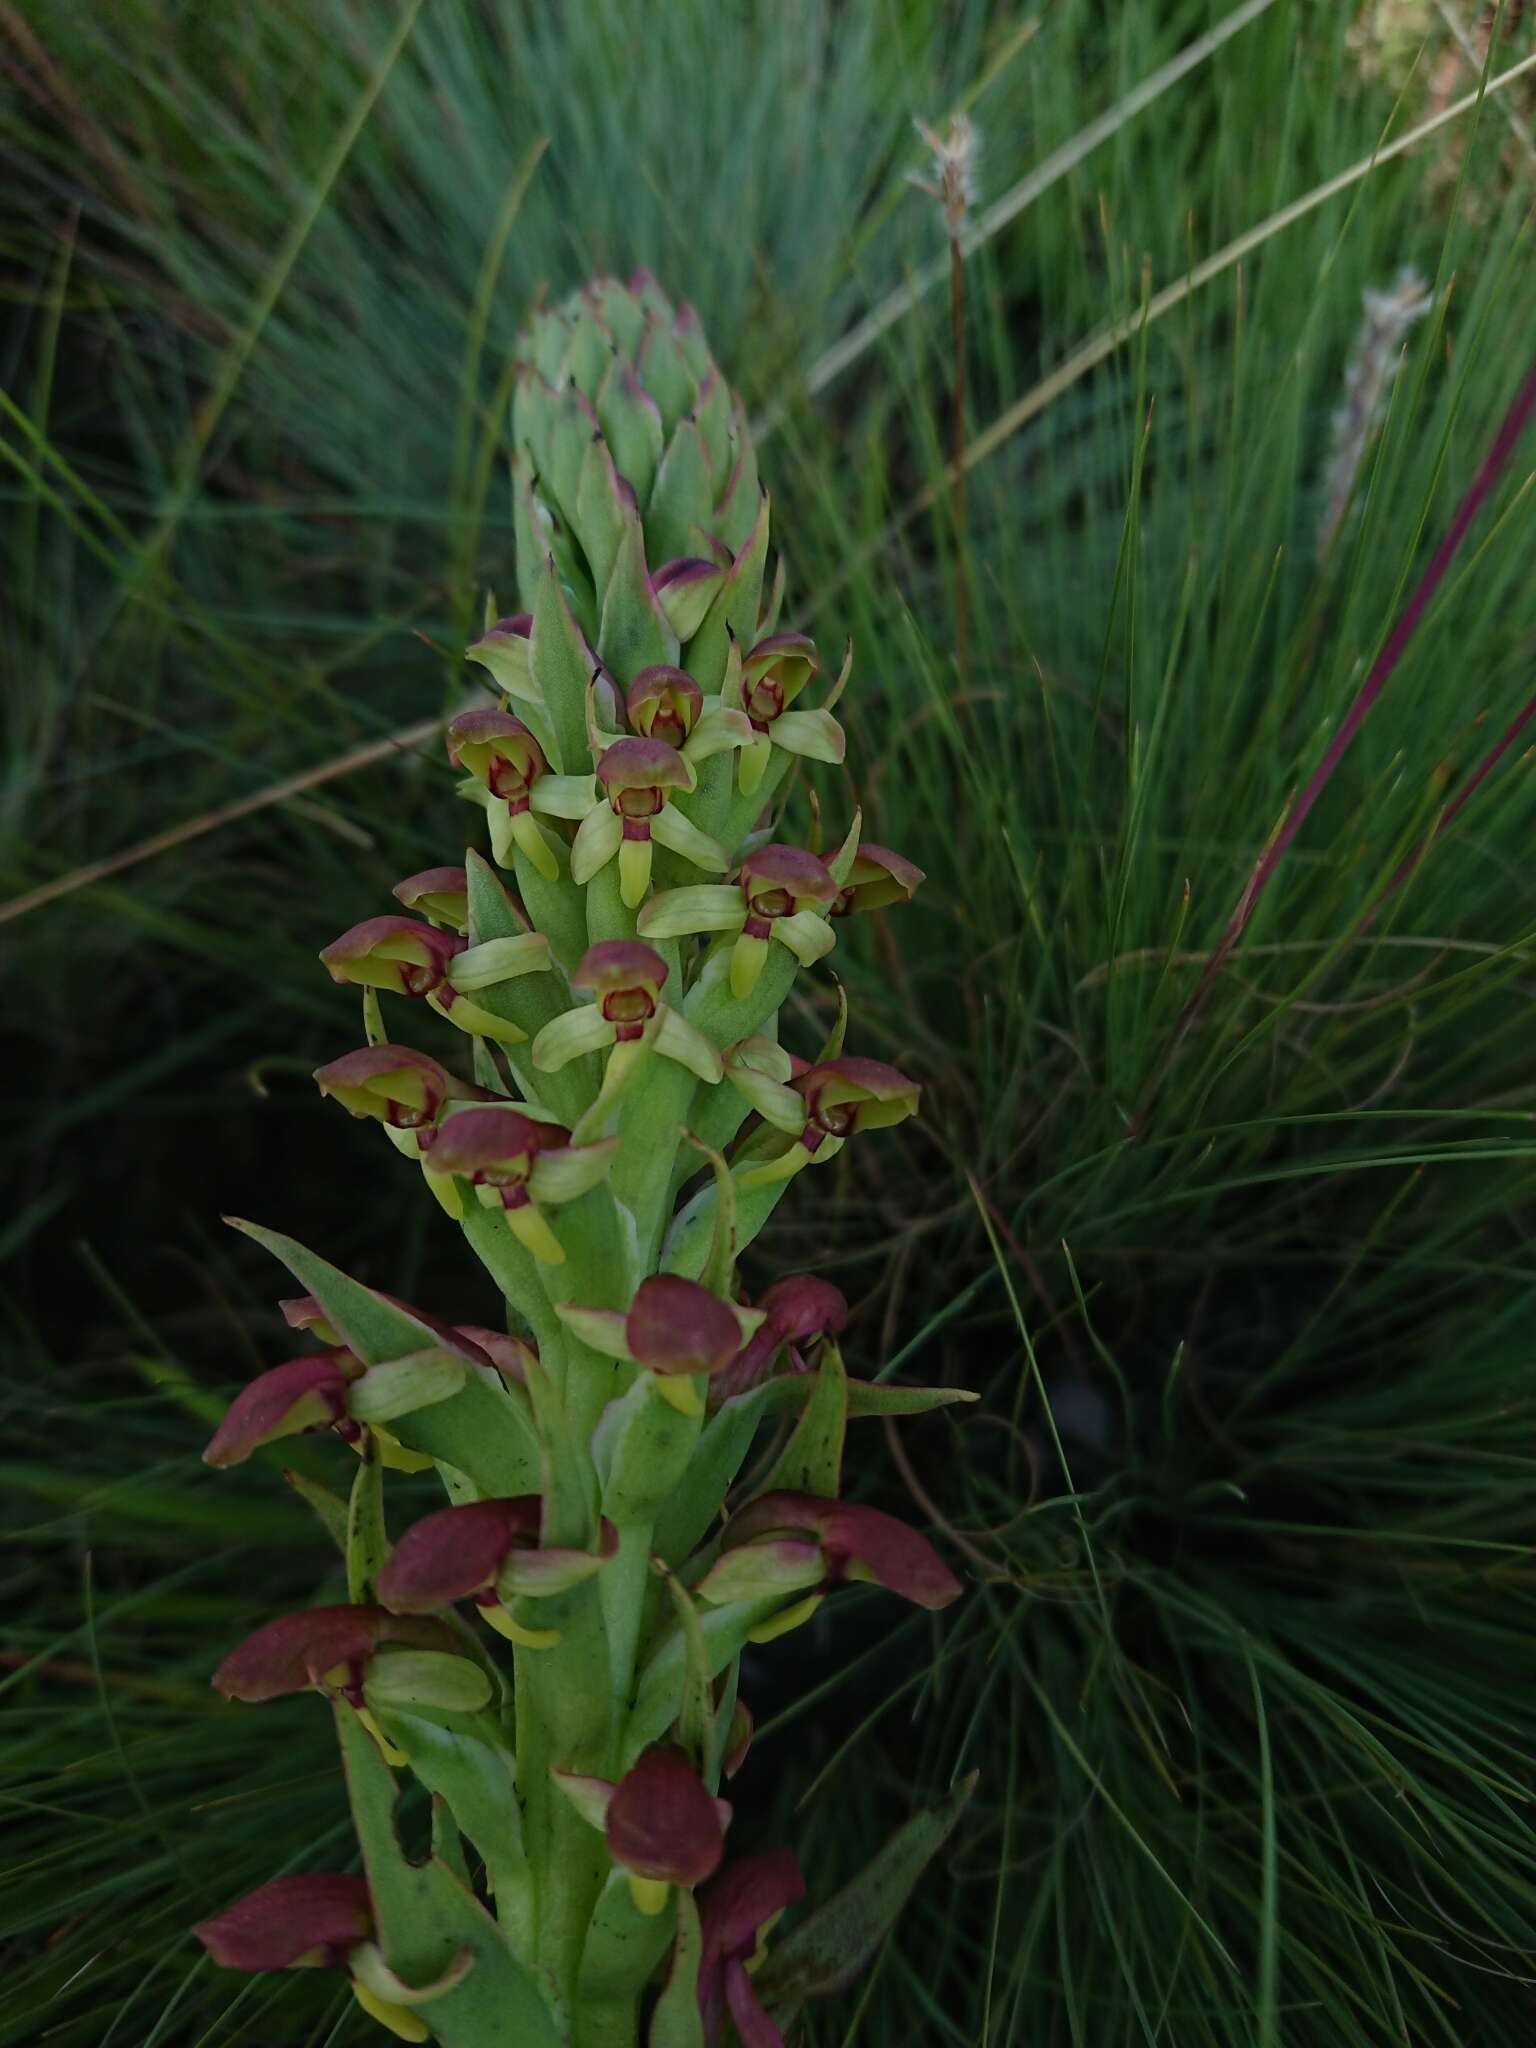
xmin=516 ymin=1586 xmax=614 ymax=2005
xmin=516 ymin=841 xmax=590 ymax=976
xmin=561 ymin=1333 xmax=630 ymax=1478
xmin=460 ymin=1202 xmax=564 ymax=1356
xmin=721 ymin=744 xmax=794 ymax=850
xmin=585 ymin=859 xmax=639 ymax=947
xmin=664 ymin=1170 xmax=798 ymax=1277
xmin=572 ymin=2000 xmax=640 ymax=2048
xmin=672 ymin=1068 xmax=756 ymax=1206
xmin=601 ymin=1519 xmax=655 ymax=1718
xmin=685 ymin=930 xmax=802 ymax=1049
xmin=611 ymin=1060 xmax=699 ymax=1268
xmin=548 ymin=1186 xmax=638 ymax=1313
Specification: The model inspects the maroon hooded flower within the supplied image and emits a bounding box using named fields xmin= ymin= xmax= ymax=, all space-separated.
xmin=446 ymin=706 xmax=547 ymax=807
xmin=735 ymin=1056 xmax=920 ymax=1191
xmin=626 ymin=664 xmax=703 ymax=748
xmin=637 ymin=842 xmax=839 ymax=1000
xmin=607 ymin=1744 xmax=728 ymax=1890
xmin=202 ymin=1350 xmax=363 ymax=1467
xmin=212 ymin=1604 xmax=461 ymax=1705
xmin=195 ymin=1871 xmax=373 ymax=1971
xmin=319 ymin=913 xmax=544 ymax=1050
xmin=455 ymin=1324 xmax=536 ymax=1386
xmin=697 ymin=1492 xmax=962 ymax=1620
xmin=830 ymin=843 xmax=924 ymax=917
xmin=554 ymin=1744 xmax=731 ymax=1914
xmin=376 ymin=1496 xmax=617 ymax=1649
xmin=710 ymin=1275 xmax=848 ymax=1408
xmin=445 ymin=707 xmax=577 ymax=883
xmin=697 ymin=1849 xmax=806 ymax=2047
xmin=724 ymin=633 xmax=845 ymax=796
xmin=319 ymin=915 xmax=464 ymax=997
xmin=417 ymin=1105 xmax=615 ymax=1263
xmin=208 ymin=1291 xmax=488 ymax=1470
xmin=625 ymin=664 xmax=752 ymax=771
xmin=465 ymin=610 xmax=534 ymax=700
xmin=739 ymin=633 xmax=817 ymax=731
xmin=531 ymin=941 xmax=722 ymax=1086
xmin=391 ymin=865 xmax=470 ymax=931
xmin=555 ymin=1275 xmax=763 ymax=1416
xmin=653 ymin=556 xmax=726 ymax=639
xmin=194 ymin=1872 xmax=448 ymax=2039
xmin=628 ymin=1276 xmax=747 ymax=1378
xmin=419 ymin=1107 xmax=565 ymax=1184
xmin=722 ymin=1698 xmax=754 ymax=1779
xmin=570 ymin=735 xmax=726 ymax=908
xmin=280 ymin=1295 xmax=341 ymax=1343
xmin=740 ymin=844 xmax=839 ymax=937
xmin=280 ymin=1289 xmax=494 ymax=1366
xmin=573 ymin=939 xmax=668 ymax=1038
xmin=793 ymin=1058 xmax=920 ymax=1148
xmin=312 ymin=1045 xmax=454 ymax=1130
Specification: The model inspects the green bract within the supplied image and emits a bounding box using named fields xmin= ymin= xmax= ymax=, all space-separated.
xmin=196 ymin=273 xmax=968 ymax=2048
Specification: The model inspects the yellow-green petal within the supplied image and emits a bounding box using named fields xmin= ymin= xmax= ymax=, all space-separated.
xmin=571 ymin=803 xmax=624 ymax=885
xmin=531 ymin=1003 xmax=616 ymax=1072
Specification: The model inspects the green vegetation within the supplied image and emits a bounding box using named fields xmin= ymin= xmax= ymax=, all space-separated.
xmin=5 ymin=1 xmax=1536 ymax=2041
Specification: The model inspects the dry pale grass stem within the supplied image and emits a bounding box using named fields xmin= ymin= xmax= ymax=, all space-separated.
xmin=910 ymin=113 xmax=981 ymax=683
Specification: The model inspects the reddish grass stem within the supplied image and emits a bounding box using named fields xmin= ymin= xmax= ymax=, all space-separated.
xmin=1362 ymin=685 xmax=1536 ymax=926
xmin=1139 ymin=357 xmax=1536 ymax=1121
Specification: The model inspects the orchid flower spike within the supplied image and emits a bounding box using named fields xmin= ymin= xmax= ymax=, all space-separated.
xmin=639 ymin=843 xmax=838 ymax=999
xmin=205 ymin=271 xmax=969 ymax=2043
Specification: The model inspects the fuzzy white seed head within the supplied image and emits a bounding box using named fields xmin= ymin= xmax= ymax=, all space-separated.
xmin=908 ymin=113 xmax=980 ymax=240
xmin=1318 ymin=267 xmax=1434 ymax=559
